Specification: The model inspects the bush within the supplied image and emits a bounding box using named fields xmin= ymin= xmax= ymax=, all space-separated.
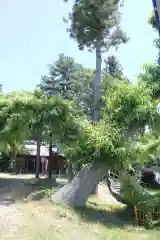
xmin=120 ymin=174 xmax=160 ymax=229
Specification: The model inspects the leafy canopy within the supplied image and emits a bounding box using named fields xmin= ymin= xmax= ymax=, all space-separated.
xmin=138 ymin=64 xmax=160 ymax=100
xmin=0 ymin=91 xmax=82 ymax=154
xmin=65 ymin=0 xmax=128 ymax=51
xmin=0 ymin=80 xmax=159 ymax=171
xmin=62 ymin=80 xmax=158 ymax=169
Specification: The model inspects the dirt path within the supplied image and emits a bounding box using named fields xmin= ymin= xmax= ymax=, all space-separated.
xmin=0 ymin=174 xmax=32 ymax=239
xmin=0 ymin=204 xmax=25 ymax=239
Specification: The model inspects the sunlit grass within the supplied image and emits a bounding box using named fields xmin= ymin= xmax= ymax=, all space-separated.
xmin=0 ymin=173 xmax=159 ymax=239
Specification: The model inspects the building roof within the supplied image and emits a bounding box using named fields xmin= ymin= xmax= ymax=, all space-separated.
xmin=24 ymin=141 xmax=58 ymax=157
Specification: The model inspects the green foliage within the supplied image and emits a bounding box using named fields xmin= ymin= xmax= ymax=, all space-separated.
xmin=0 ymin=92 xmax=32 ymax=154
xmin=148 ymin=11 xmax=157 ymax=30
xmin=62 ymin=81 xmax=159 ymax=169
xmin=139 ymin=64 xmax=160 ymax=99
xmin=104 ymin=55 xmax=123 ymax=78
xmin=128 ymin=135 xmax=160 ymax=166
xmin=64 ymin=1 xmax=128 ymax=122
xmin=66 ymin=0 xmax=128 ymax=51
xmin=148 ymin=12 xmax=160 ymax=52
xmin=0 ymin=91 xmax=83 ymax=156
xmin=62 ymin=118 xmax=125 ymax=169
xmin=0 ymin=79 xmax=158 ymax=173
xmin=103 ymin=81 xmax=155 ymax=130
xmin=39 ymin=54 xmax=95 ymax=117
xmin=39 ymin=53 xmax=82 ymax=98
xmin=39 ymin=54 xmax=127 ymax=119
xmin=121 ymin=174 xmax=160 ymax=229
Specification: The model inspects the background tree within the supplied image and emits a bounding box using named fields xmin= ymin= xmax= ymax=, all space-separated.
xmin=0 ymin=85 xmax=3 ymax=94
xmin=138 ymin=12 xmax=160 ymax=100
xmin=39 ymin=54 xmax=95 ymax=118
xmin=148 ymin=11 xmax=160 ymax=58
xmin=39 ymin=55 xmax=92 ymax=179
xmin=39 ymin=53 xmax=82 ymax=99
xmin=148 ymin=11 xmax=157 ymax=31
xmin=0 ymin=92 xmax=33 ymax=172
xmin=104 ymin=55 xmax=123 ymax=78
xmin=138 ymin=64 xmax=160 ymax=100
xmin=0 ymin=91 xmax=83 ymax=179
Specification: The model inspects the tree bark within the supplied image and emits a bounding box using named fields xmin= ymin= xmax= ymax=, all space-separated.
xmin=90 ymin=39 xmax=102 ymax=194
xmin=92 ymin=39 xmax=102 ymax=121
xmin=48 ymin=133 xmax=52 ymax=178
xmin=35 ymin=121 xmax=41 ymax=178
xmin=51 ymin=164 xmax=106 ymax=207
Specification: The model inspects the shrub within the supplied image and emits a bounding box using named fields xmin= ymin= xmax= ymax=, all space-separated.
xmin=120 ymin=173 xmax=160 ymax=229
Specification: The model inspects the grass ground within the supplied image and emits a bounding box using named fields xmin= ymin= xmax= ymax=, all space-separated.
xmin=0 ymin=173 xmax=159 ymax=240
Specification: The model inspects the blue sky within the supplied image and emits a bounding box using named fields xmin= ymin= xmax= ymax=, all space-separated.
xmin=0 ymin=0 xmax=158 ymax=92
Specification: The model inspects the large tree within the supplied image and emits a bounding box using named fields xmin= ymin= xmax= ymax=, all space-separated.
xmin=0 ymin=84 xmax=158 ymax=207
xmin=65 ymin=0 xmax=128 ymax=121
xmin=51 ymin=80 xmax=157 ymax=206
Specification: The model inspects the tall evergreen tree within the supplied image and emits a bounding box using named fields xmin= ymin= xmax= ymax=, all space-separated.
xmin=104 ymin=55 xmax=123 ymax=78
xmin=64 ymin=0 xmax=128 ymax=121
xmin=39 ymin=54 xmax=95 ymax=117
xmin=39 ymin=53 xmax=82 ymax=98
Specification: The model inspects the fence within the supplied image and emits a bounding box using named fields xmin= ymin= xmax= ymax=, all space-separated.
xmin=133 ymin=204 xmax=160 ymax=226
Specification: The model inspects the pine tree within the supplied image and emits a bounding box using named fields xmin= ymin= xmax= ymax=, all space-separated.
xmin=65 ymin=0 xmax=128 ymax=120
xmin=39 ymin=53 xmax=82 ymax=98
xmin=104 ymin=55 xmax=123 ymax=78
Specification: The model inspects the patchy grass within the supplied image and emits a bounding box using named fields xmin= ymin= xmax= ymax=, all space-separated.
xmin=0 ymin=173 xmax=160 ymax=239
xmin=0 ymin=196 xmax=160 ymax=240
xmin=0 ymin=173 xmax=67 ymax=203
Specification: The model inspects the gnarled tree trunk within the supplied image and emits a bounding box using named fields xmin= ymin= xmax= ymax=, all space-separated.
xmin=51 ymin=165 xmax=106 ymax=207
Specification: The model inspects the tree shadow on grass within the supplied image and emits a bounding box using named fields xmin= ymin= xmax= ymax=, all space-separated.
xmin=73 ymin=201 xmax=133 ymax=229
xmin=0 ymin=174 xmax=67 ymax=205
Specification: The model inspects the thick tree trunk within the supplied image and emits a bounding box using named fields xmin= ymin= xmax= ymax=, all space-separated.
xmin=35 ymin=121 xmax=41 ymax=178
xmin=51 ymin=165 xmax=106 ymax=207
